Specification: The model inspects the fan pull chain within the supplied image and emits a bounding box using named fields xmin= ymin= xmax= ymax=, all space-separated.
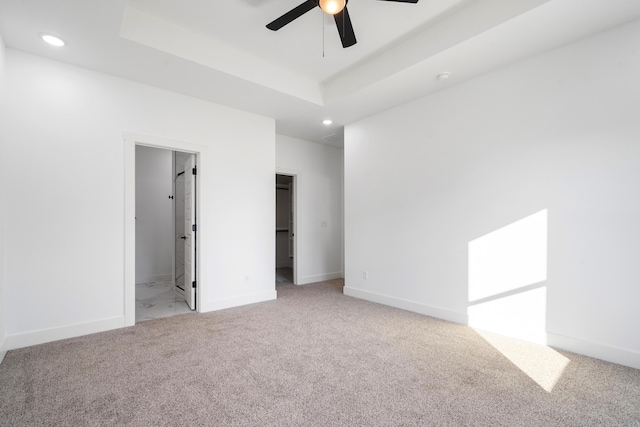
xmin=322 ymin=10 xmax=325 ymax=58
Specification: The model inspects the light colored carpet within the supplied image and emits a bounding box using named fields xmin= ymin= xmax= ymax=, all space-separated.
xmin=1 ymin=279 xmax=639 ymax=426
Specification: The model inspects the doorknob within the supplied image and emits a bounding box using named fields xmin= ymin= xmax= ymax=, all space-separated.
xmin=180 ymin=235 xmax=187 ymax=240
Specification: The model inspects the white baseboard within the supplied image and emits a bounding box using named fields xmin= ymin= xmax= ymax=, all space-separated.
xmin=547 ymin=332 xmax=640 ymax=370
xmin=202 ymin=290 xmax=277 ymax=312
xmin=298 ymin=272 xmax=344 ymax=285
xmin=0 ymin=336 xmax=6 ymax=365
xmin=344 ymin=287 xmax=640 ymax=370
xmin=135 ymin=273 xmax=172 ymax=285
xmin=5 ymin=316 xmax=126 ymax=351
xmin=344 ymin=286 xmax=467 ymax=325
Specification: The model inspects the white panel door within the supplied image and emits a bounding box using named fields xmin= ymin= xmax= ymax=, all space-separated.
xmin=183 ymin=156 xmax=196 ymax=310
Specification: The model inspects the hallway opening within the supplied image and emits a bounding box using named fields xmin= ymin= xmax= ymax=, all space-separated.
xmin=276 ymin=174 xmax=295 ymax=286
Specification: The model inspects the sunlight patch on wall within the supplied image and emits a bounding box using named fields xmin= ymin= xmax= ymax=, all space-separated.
xmin=469 ymin=287 xmax=547 ymax=344
xmin=475 ymin=330 xmax=570 ymax=393
xmin=467 ymin=209 xmax=568 ymax=392
xmin=468 ymin=209 xmax=548 ymax=343
xmin=468 ymin=210 xmax=547 ymax=303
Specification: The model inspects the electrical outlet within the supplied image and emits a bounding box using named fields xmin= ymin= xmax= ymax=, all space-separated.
xmin=244 ymin=275 xmax=249 ymax=284
xmin=363 ymin=271 xmax=368 ymax=280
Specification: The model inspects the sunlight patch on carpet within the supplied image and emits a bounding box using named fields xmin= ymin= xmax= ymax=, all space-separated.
xmin=475 ymin=329 xmax=570 ymax=393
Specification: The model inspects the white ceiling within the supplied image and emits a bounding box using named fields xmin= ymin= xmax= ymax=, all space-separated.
xmin=1 ymin=0 xmax=639 ymax=147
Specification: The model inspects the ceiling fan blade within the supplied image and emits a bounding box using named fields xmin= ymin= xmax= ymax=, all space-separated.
xmin=334 ymin=6 xmax=357 ymax=48
xmin=266 ymin=0 xmax=318 ymax=31
xmin=377 ymin=0 xmax=419 ymax=3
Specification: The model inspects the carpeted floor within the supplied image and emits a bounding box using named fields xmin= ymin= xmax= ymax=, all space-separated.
xmin=1 ymin=279 xmax=639 ymax=426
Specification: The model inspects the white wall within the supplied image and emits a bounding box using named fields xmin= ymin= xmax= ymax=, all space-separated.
xmin=3 ymin=49 xmax=275 ymax=348
xmin=345 ymin=19 xmax=640 ymax=369
xmin=135 ymin=146 xmax=173 ymax=284
xmin=0 ymin=32 xmax=7 ymax=362
xmin=276 ymin=135 xmax=344 ymax=284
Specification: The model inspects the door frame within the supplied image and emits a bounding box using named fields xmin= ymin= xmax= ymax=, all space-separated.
xmin=124 ymin=132 xmax=203 ymax=326
xmin=275 ymin=170 xmax=298 ymax=285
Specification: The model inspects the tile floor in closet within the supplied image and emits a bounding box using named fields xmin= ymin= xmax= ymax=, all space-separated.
xmin=136 ymin=268 xmax=294 ymax=322
xmin=135 ymin=280 xmax=192 ymax=322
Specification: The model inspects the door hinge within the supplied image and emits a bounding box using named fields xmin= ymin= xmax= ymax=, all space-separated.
xmin=192 ymin=224 xmax=197 ymax=232
xmin=192 ymin=166 xmax=197 ymax=175
xmin=192 ymin=281 xmax=197 ymax=289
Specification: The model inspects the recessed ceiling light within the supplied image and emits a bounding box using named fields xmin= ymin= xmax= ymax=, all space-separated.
xmin=437 ymin=72 xmax=451 ymax=81
xmin=322 ymin=119 xmax=333 ymax=125
xmin=41 ymin=34 xmax=65 ymax=47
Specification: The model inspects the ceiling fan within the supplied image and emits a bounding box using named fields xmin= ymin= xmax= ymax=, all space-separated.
xmin=266 ymin=0 xmax=419 ymax=49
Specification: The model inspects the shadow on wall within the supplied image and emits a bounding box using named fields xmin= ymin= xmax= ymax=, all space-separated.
xmin=467 ymin=209 xmax=570 ymax=392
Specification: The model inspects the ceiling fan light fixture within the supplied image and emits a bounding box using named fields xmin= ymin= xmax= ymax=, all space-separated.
xmin=266 ymin=0 xmax=418 ymax=49
xmin=319 ymin=0 xmax=346 ymax=15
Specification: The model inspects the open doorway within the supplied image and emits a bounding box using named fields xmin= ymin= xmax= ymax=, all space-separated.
xmin=135 ymin=146 xmax=197 ymax=322
xmin=276 ymin=174 xmax=295 ymax=286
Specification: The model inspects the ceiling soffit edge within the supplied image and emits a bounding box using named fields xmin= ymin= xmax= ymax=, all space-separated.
xmin=120 ymin=3 xmax=325 ymax=106
xmin=321 ymin=0 xmax=552 ymax=105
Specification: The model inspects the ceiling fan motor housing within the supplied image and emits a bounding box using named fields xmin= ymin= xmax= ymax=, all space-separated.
xmin=266 ymin=0 xmax=417 ymax=49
